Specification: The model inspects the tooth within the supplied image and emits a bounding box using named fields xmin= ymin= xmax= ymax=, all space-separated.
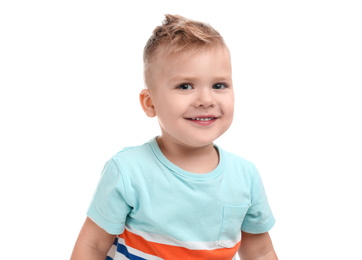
xmin=190 ymin=117 xmax=214 ymax=121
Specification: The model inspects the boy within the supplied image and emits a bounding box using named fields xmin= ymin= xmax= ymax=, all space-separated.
xmin=71 ymin=14 xmax=277 ymax=260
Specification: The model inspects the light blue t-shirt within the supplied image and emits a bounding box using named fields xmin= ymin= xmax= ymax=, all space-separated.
xmin=87 ymin=137 xmax=275 ymax=260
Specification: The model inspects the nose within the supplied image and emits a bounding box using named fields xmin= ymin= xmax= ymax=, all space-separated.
xmin=194 ymin=88 xmax=215 ymax=108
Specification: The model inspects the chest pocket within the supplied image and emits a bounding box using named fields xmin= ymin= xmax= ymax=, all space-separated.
xmin=218 ymin=205 xmax=250 ymax=248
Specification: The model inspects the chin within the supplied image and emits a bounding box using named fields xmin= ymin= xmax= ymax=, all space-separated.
xmin=184 ymin=135 xmax=221 ymax=148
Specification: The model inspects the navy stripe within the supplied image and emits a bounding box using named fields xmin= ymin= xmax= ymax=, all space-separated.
xmin=117 ymin=242 xmax=147 ymax=260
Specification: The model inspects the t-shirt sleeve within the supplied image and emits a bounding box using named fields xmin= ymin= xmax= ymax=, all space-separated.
xmin=87 ymin=158 xmax=131 ymax=235
xmin=241 ymin=165 xmax=275 ymax=234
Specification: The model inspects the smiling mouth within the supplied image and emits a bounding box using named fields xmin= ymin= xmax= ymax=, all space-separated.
xmin=185 ymin=117 xmax=219 ymax=125
xmin=190 ymin=117 xmax=216 ymax=121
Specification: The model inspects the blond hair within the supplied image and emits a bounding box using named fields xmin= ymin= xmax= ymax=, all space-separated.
xmin=143 ymin=14 xmax=226 ymax=88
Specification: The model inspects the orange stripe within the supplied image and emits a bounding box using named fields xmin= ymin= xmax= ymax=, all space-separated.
xmin=119 ymin=229 xmax=240 ymax=260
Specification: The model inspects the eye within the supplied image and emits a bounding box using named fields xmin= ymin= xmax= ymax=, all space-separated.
xmin=213 ymin=83 xmax=227 ymax=89
xmin=177 ymin=84 xmax=193 ymax=90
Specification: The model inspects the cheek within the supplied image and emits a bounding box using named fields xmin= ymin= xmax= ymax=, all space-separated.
xmin=223 ymin=96 xmax=235 ymax=114
xmin=154 ymin=99 xmax=182 ymax=122
xmin=159 ymin=98 xmax=186 ymax=114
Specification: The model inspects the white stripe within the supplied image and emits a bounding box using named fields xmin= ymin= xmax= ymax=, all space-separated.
xmin=125 ymin=225 xmax=241 ymax=250
xmin=113 ymin=253 xmax=129 ymax=260
xmin=107 ymin=244 xmax=117 ymax=258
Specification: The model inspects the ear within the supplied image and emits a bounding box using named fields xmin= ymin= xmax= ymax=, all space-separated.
xmin=139 ymin=89 xmax=156 ymax=117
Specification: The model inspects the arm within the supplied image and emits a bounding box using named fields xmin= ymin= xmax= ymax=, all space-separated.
xmin=71 ymin=217 xmax=116 ymax=260
xmin=238 ymin=231 xmax=277 ymax=260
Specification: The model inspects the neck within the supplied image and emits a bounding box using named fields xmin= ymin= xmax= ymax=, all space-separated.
xmin=156 ymin=136 xmax=219 ymax=173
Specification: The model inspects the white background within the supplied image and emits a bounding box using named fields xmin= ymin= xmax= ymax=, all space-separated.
xmin=1 ymin=1 xmax=361 ymax=259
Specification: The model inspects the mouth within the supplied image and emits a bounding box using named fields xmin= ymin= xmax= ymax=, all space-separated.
xmin=185 ymin=116 xmax=218 ymax=125
xmin=189 ymin=117 xmax=216 ymax=121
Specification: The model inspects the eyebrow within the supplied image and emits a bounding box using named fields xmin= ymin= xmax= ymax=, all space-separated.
xmin=169 ymin=75 xmax=232 ymax=83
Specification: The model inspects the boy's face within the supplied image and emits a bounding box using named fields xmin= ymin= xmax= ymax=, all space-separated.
xmin=141 ymin=45 xmax=234 ymax=149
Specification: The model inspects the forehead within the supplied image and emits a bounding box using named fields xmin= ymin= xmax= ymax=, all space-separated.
xmin=159 ymin=44 xmax=230 ymax=62
xmin=156 ymin=45 xmax=231 ymax=76
xmin=145 ymin=45 xmax=232 ymax=90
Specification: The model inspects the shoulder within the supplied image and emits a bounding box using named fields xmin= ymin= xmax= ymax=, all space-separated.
xmin=219 ymin=147 xmax=257 ymax=173
xmin=113 ymin=141 xmax=153 ymax=160
xmin=111 ymin=139 xmax=155 ymax=169
xmin=217 ymin=146 xmax=262 ymax=188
